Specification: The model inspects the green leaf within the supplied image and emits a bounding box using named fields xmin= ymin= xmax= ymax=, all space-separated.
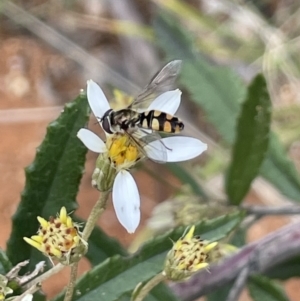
xmin=230 ymin=227 xmax=247 ymax=248
xmin=73 ymin=216 xmax=128 ymax=266
xmin=0 ymin=249 xmax=12 ymax=274
xmin=52 ymin=212 xmax=243 ymax=301
xmin=260 ymin=134 xmax=300 ymax=202
xmin=154 ymin=12 xmax=300 ymax=203
xmin=6 ymin=93 xmax=89 ymax=269
xmin=150 ymin=283 xmax=181 ymax=301
xmin=206 ymin=283 xmax=232 ymax=301
xmin=226 ymin=74 xmax=271 ymax=205
xmin=248 ymin=275 xmax=290 ymax=301
xmin=265 ymin=255 xmax=300 ymax=280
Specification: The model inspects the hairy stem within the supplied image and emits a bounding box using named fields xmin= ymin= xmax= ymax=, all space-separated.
xmin=82 ymin=190 xmax=110 ymax=241
xmin=63 ymin=264 xmax=79 ymax=301
xmin=133 ymin=272 xmax=166 ymax=301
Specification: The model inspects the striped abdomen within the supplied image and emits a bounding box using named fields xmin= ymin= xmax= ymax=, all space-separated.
xmin=139 ymin=110 xmax=184 ymax=133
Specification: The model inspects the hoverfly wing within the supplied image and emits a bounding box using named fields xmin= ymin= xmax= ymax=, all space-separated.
xmin=128 ymin=60 xmax=182 ymax=111
xmin=131 ymin=130 xmax=168 ymax=163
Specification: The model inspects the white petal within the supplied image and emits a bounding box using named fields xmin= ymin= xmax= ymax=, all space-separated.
xmin=77 ymin=128 xmax=106 ymax=153
xmin=147 ymin=89 xmax=182 ymax=115
xmin=87 ymin=80 xmax=111 ymax=118
xmin=21 ymin=295 xmax=33 ymax=301
xmin=144 ymin=140 xmax=167 ymax=163
xmin=155 ymin=136 xmax=207 ymax=162
xmin=112 ymin=171 xmax=140 ymax=233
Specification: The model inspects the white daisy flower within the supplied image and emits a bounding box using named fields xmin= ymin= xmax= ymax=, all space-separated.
xmin=77 ymin=80 xmax=208 ymax=233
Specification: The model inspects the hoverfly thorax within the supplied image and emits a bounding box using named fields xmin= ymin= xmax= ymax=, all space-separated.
xmin=101 ymin=108 xmax=141 ymax=134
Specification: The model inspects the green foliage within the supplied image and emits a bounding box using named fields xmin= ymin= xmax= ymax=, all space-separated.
xmin=248 ymin=275 xmax=290 ymax=301
xmin=226 ymin=74 xmax=271 ymax=205
xmin=0 ymin=250 xmax=12 ymax=275
xmin=206 ymin=283 xmax=232 ymax=301
xmin=6 ymin=93 xmax=90 ymax=269
xmin=52 ymin=212 xmax=243 ymax=301
xmin=260 ymin=134 xmax=300 ymax=202
xmin=265 ymin=255 xmax=300 ymax=279
xmin=153 ymin=11 xmax=300 ymax=203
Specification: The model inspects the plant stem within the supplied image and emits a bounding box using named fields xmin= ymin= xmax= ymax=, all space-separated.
xmin=82 ymin=190 xmax=110 ymax=241
xmin=242 ymin=204 xmax=300 ymax=216
xmin=133 ymin=272 xmax=166 ymax=301
xmin=226 ymin=265 xmax=249 ymax=301
xmin=63 ymin=263 xmax=79 ymax=301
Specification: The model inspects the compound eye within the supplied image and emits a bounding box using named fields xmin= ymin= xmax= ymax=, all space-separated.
xmin=102 ymin=118 xmax=113 ymax=134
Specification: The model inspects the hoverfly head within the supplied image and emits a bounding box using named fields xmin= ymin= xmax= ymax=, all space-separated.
xmin=100 ymin=109 xmax=114 ymax=134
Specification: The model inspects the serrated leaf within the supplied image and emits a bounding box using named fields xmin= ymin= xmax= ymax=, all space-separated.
xmin=226 ymin=74 xmax=271 ymax=205
xmin=154 ymin=12 xmax=300 ymax=203
xmin=52 ymin=212 xmax=242 ymax=301
xmin=248 ymin=275 xmax=290 ymax=301
xmin=6 ymin=94 xmax=89 ymax=269
xmin=73 ymin=216 xmax=127 ymax=266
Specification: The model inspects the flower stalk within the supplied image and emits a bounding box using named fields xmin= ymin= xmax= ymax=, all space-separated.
xmin=131 ymin=272 xmax=166 ymax=301
xmin=63 ymin=263 xmax=79 ymax=301
xmin=82 ymin=190 xmax=110 ymax=241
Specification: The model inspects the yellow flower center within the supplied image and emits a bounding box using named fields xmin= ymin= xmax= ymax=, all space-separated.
xmin=107 ymin=135 xmax=140 ymax=168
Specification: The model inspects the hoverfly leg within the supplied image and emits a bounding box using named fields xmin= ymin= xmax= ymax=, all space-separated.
xmin=159 ymin=139 xmax=173 ymax=152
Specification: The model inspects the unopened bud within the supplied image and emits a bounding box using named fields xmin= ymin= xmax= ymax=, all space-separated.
xmin=163 ymin=226 xmax=217 ymax=281
xmin=24 ymin=207 xmax=88 ymax=265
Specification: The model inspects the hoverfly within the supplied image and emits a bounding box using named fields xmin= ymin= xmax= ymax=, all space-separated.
xmin=100 ymin=60 xmax=184 ymax=162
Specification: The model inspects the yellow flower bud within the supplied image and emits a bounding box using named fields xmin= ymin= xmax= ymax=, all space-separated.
xmin=163 ymin=226 xmax=217 ymax=281
xmin=24 ymin=207 xmax=87 ymax=265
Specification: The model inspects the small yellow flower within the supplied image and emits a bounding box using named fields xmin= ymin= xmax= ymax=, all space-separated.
xmin=163 ymin=226 xmax=217 ymax=281
xmin=24 ymin=207 xmax=87 ymax=265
